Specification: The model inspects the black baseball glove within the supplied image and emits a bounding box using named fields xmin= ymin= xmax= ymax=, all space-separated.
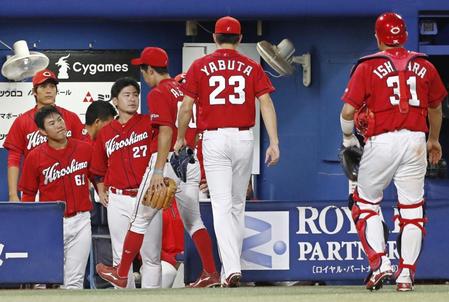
xmin=170 ymin=147 xmax=195 ymax=183
xmin=339 ymin=145 xmax=363 ymax=181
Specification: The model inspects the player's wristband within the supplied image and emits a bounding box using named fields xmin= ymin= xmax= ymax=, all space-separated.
xmin=92 ymin=175 xmax=104 ymax=184
xmin=340 ymin=114 xmax=354 ymax=136
xmin=153 ymin=168 xmax=164 ymax=175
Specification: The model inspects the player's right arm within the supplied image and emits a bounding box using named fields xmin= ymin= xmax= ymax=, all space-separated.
xmin=151 ymin=125 xmax=173 ymax=192
xmin=427 ymin=103 xmax=443 ymax=165
xmin=426 ymin=62 xmax=447 ymax=165
xmin=4 ymin=118 xmax=26 ymax=202
xmin=18 ymin=151 xmax=39 ymax=202
xmin=89 ymin=130 xmax=109 ymax=206
xmin=7 ymin=166 xmax=20 ymax=201
xmin=174 ymin=95 xmax=194 ymax=153
xmin=258 ymin=93 xmax=280 ymax=166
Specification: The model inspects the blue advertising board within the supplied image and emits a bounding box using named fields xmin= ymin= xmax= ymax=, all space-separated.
xmin=0 ymin=202 xmax=64 ymax=284
xmin=184 ymin=199 xmax=449 ymax=283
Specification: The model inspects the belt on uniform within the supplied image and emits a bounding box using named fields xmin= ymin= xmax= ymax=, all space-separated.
xmin=110 ymin=187 xmax=139 ymax=197
xmin=207 ymin=127 xmax=250 ymax=131
xmin=65 ymin=211 xmax=88 ymax=218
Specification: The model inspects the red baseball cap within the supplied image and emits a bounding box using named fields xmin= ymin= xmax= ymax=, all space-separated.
xmin=131 ymin=47 xmax=169 ymax=67
xmin=215 ymin=16 xmax=241 ymax=34
xmin=32 ymin=69 xmax=59 ymax=86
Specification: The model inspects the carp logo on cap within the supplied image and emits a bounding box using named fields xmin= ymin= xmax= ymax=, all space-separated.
xmin=32 ymin=69 xmax=59 ymax=86
xmin=214 ymin=16 xmax=241 ymax=35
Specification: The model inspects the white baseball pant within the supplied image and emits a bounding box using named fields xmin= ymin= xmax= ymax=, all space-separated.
xmin=62 ymin=211 xmax=91 ymax=289
xmin=202 ymin=128 xmax=254 ymax=280
xmin=108 ymin=191 xmax=162 ymax=288
xmin=130 ymin=152 xmax=205 ymax=237
xmin=357 ymin=129 xmax=427 ymax=281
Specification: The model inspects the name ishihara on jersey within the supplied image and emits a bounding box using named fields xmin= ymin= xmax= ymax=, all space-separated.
xmin=373 ymin=60 xmax=427 ymax=79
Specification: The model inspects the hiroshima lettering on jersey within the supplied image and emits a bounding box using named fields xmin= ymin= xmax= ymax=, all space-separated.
xmin=200 ymin=59 xmax=254 ymax=77
xmin=42 ymin=159 xmax=88 ymax=185
xmin=26 ymin=130 xmax=73 ymax=150
xmin=373 ymin=60 xmax=427 ymax=79
xmin=105 ymin=131 xmax=149 ymax=157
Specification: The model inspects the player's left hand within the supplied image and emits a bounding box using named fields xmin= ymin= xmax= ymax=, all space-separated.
xmin=427 ymin=138 xmax=442 ymax=165
xmin=265 ymin=143 xmax=280 ymax=167
xmin=173 ymin=138 xmax=187 ymax=155
xmin=342 ymin=134 xmax=360 ymax=148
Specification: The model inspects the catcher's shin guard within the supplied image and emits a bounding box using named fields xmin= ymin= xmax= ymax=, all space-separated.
xmin=351 ymin=190 xmax=388 ymax=271
xmin=394 ymin=200 xmax=427 ymax=284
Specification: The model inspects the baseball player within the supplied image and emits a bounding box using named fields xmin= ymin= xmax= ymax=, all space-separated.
xmin=174 ymin=16 xmax=280 ymax=287
xmin=340 ymin=12 xmax=447 ymax=292
xmin=96 ymin=47 xmax=220 ymax=288
xmin=174 ymin=73 xmax=209 ymax=200
xmin=4 ymin=69 xmax=86 ymax=202
xmin=84 ymin=101 xmax=117 ymax=141
xmin=18 ymin=105 xmax=93 ymax=289
xmin=90 ymin=77 xmax=162 ymax=289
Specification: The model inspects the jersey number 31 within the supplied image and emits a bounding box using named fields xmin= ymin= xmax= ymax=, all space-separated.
xmin=387 ymin=75 xmax=420 ymax=106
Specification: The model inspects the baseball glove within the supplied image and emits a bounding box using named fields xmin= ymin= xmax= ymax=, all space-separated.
xmin=339 ymin=145 xmax=364 ymax=181
xmin=170 ymin=147 xmax=195 ymax=183
xmin=142 ymin=177 xmax=177 ymax=209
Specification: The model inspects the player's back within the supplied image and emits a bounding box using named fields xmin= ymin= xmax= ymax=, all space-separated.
xmin=346 ymin=48 xmax=447 ymax=136
xmin=184 ymin=49 xmax=274 ymax=131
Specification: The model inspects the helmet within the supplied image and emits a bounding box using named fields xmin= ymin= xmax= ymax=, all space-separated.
xmin=375 ymin=12 xmax=407 ymax=46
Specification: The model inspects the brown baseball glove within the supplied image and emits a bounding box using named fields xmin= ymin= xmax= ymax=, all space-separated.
xmin=142 ymin=177 xmax=177 ymax=209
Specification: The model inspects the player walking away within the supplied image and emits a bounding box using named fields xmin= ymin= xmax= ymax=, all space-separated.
xmin=90 ymin=78 xmax=162 ymax=289
xmin=174 ymin=16 xmax=280 ymax=287
xmin=96 ymin=47 xmax=220 ymax=288
xmin=84 ymin=101 xmax=117 ymax=142
xmin=18 ymin=105 xmax=93 ymax=289
xmin=4 ymin=69 xmax=86 ymax=202
xmin=340 ymin=12 xmax=447 ymax=292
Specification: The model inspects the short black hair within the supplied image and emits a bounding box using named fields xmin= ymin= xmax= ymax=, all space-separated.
xmin=139 ymin=64 xmax=168 ymax=75
xmin=215 ymin=33 xmax=241 ymax=45
xmin=110 ymin=77 xmax=140 ymax=100
xmin=34 ymin=105 xmax=62 ymax=130
xmin=85 ymin=101 xmax=117 ymax=126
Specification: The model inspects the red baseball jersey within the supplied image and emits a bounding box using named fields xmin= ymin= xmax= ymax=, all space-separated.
xmin=4 ymin=105 xmax=87 ymax=159
xmin=181 ymin=48 xmax=275 ymax=130
xmin=90 ymin=113 xmax=151 ymax=189
xmin=342 ymin=48 xmax=447 ymax=137
xmin=19 ymin=138 xmax=93 ymax=216
xmin=148 ymin=78 xmax=197 ymax=154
